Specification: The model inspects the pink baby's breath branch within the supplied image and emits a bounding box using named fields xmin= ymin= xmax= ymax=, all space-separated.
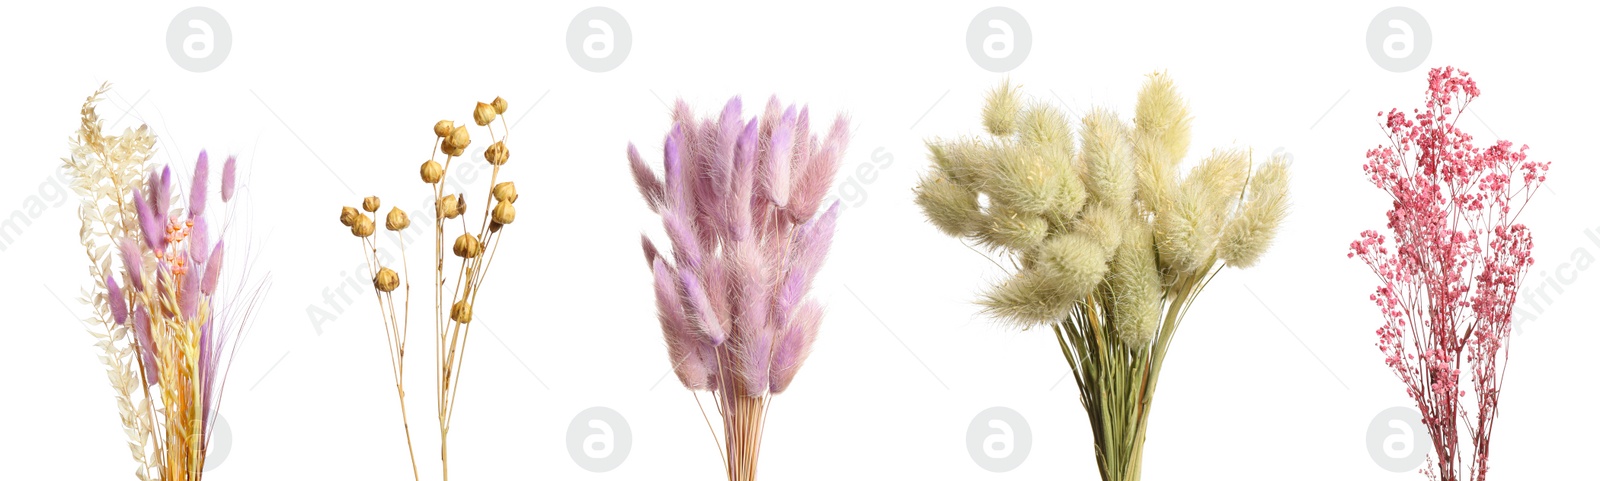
xmin=1352 ymin=66 xmax=1547 ymax=481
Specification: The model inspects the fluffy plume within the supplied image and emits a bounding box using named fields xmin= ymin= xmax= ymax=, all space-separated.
xmin=190 ymin=150 xmax=209 ymax=217
xmin=630 ymin=95 xmax=850 ymax=477
xmin=1079 ymin=108 xmax=1136 ymax=208
xmin=106 ymin=276 xmax=127 ymax=325
xmin=983 ymin=79 xmax=1022 ymax=137
xmin=1108 ymin=225 xmax=1161 ymax=346
xmin=915 ymin=76 xmax=1291 ymax=479
xmin=914 ymin=171 xmax=983 ymax=236
xmin=1219 ymin=157 xmax=1290 ymax=267
xmin=221 ymin=155 xmax=237 ymax=202
xmin=1133 ymin=71 xmax=1191 ymax=163
xmin=628 ymin=143 xmax=666 ymax=212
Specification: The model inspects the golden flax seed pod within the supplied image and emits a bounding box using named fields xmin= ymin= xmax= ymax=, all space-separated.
xmin=373 ymin=267 xmax=400 ymax=292
xmin=421 ymin=160 xmax=444 ymax=184
xmin=386 ymin=207 xmax=410 ymax=231
xmin=362 ymin=196 xmax=381 ymax=212
xmin=450 ymin=300 xmax=473 ymax=323
xmin=492 ymin=201 xmax=516 ymax=225
xmin=437 ymin=194 xmax=459 ymax=219
xmin=452 ymin=193 xmax=468 ymax=218
xmin=485 ymin=141 xmax=509 ymax=165
xmin=434 ymin=120 xmax=455 ymax=138
xmin=444 ymin=126 xmax=471 ymax=156
xmin=339 ymin=206 xmax=360 ymax=226
xmin=453 ymin=233 xmax=482 ymax=258
xmin=491 ymin=97 xmax=508 ymax=114
xmin=352 ymin=215 xmax=375 ymax=237
xmin=492 ymin=182 xmax=517 ymax=203
xmin=473 ymin=102 xmax=497 ymax=127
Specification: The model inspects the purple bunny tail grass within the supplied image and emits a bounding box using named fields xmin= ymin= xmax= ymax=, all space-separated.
xmin=119 ymin=238 xmax=146 ymax=290
xmin=770 ymin=299 xmax=823 ymax=394
xmin=775 ymin=202 xmax=840 ymax=329
xmin=763 ymin=106 xmax=798 ymax=208
xmin=221 ymin=155 xmax=237 ymax=202
xmin=730 ymin=317 xmax=774 ymax=396
xmin=653 ymin=258 xmax=706 ymax=389
xmin=790 ymin=106 xmax=812 ymax=188
xmin=133 ymin=305 xmax=158 ymax=385
xmin=132 ymin=189 xmax=167 ymax=251
xmin=202 ymin=240 xmax=224 ymax=295
xmin=663 ymin=210 xmax=703 ymax=271
xmin=663 ymin=125 xmax=689 ymax=210
xmin=180 ymin=263 xmax=202 ymax=318
xmin=758 ymin=96 xmax=781 ymax=148
xmin=706 ymin=97 xmax=742 ymax=207
xmin=190 ymin=150 xmax=209 ymax=218
xmin=189 ymin=216 xmax=210 ymax=262
xmin=641 ymin=234 xmax=660 ymax=267
xmin=627 ymin=143 xmax=666 ymax=212
xmin=156 ymin=166 xmax=172 ymax=217
xmin=728 ymin=119 xmax=760 ymax=242
xmin=790 ymin=114 xmax=851 ymax=221
xmin=107 ymin=276 xmax=128 ymax=325
xmin=678 ymin=268 xmax=727 ymax=345
xmin=145 ymin=170 xmax=162 ymax=208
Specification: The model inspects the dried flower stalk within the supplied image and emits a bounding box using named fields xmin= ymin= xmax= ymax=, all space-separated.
xmin=1349 ymin=67 xmax=1549 ymax=481
xmin=64 ymin=84 xmax=266 ymax=480
xmin=914 ymin=75 xmax=1290 ymax=481
xmin=629 ymin=96 xmax=848 ymax=480
xmin=339 ymin=97 xmax=518 ymax=480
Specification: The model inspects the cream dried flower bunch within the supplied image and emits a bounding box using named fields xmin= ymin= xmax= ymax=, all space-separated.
xmin=64 ymin=84 xmax=268 ymax=480
xmin=914 ymin=75 xmax=1290 ymax=481
xmin=337 ymin=97 xmax=518 ymax=480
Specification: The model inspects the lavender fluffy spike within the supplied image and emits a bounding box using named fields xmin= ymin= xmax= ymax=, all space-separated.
xmin=107 ymin=276 xmax=128 ymax=325
xmin=627 ymin=143 xmax=665 ymax=213
xmin=202 ymin=240 xmax=224 ymax=295
xmin=132 ymin=189 xmax=166 ymax=251
xmin=763 ymin=106 xmax=798 ymax=208
xmin=221 ymin=155 xmax=237 ymax=202
xmin=189 ymin=217 xmax=210 ymax=262
xmin=679 ymin=268 xmax=727 ymax=345
xmin=119 ymin=238 xmax=145 ymax=290
xmin=653 ymin=258 xmax=708 ymax=389
xmin=791 ymin=114 xmax=851 ymax=221
xmin=133 ymin=305 xmax=158 ymax=385
xmin=775 ymin=202 xmax=840 ymax=329
xmin=156 ymin=166 xmax=172 ymax=218
xmin=180 ymin=261 xmax=202 ymax=318
xmin=728 ymin=119 xmax=760 ymax=242
xmin=641 ymin=234 xmax=660 ymax=267
xmin=770 ymin=300 xmax=822 ymax=394
xmin=190 ymin=151 xmax=209 ymax=217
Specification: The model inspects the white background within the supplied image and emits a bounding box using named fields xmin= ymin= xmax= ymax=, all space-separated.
xmin=1 ymin=1 xmax=1595 ymax=479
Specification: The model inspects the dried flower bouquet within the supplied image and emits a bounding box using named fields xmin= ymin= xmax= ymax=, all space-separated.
xmin=1349 ymin=67 xmax=1549 ymax=481
xmin=913 ymin=75 xmax=1290 ymax=481
xmin=628 ymin=96 xmax=849 ymax=480
xmin=337 ymin=97 xmax=519 ymax=480
xmin=64 ymin=84 xmax=267 ymax=480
